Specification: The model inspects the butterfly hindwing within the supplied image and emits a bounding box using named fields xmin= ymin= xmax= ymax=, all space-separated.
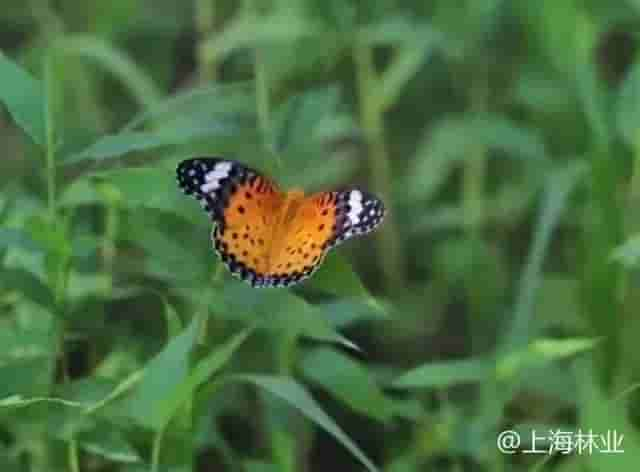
xmin=263 ymin=189 xmax=386 ymax=287
xmin=330 ymin=189 xmax=385 ymax=247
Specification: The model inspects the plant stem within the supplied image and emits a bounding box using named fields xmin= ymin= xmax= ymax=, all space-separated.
xmin=68 ymin=439 xmax=80 ymax=472
xmin=196 ymin=0 xmax=218 ymax=82
xmin=46 ymin=46 xmax=82 ymax=472
xmin=463 ymin=68 xmax=489 ymax=355
xmin=44 ymin=52 xmax=57 ymax=223
xmin=463 ymin=75 xmax=488 ymax=237
xmin=354 ymin=43 xmax=405 ymax=294
xmin=151 ymin=427 xmax=166 ymax=472
xmin=254 ymin=47 xmax=283 ymax=170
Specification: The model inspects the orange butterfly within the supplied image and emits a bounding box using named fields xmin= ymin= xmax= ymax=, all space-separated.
xmin=176 ymin=158 xmax=385 ymax=287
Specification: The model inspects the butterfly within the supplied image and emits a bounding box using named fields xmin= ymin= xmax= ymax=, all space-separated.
xmin=176 ymin=157 xmax=385 ymax=287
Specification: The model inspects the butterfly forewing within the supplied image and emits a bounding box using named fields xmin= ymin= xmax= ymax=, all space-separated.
xmin=176 ymin=158 xmax=285 ymax=285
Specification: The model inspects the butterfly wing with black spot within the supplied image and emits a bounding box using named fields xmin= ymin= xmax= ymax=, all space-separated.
xmin=265 ymin=189 xmax=385 ymax=287
xmin=176 ymin=157 xmax=285 ymax=285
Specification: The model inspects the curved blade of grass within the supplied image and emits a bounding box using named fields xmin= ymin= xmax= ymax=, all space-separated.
xmin=501 ymin=162 xmax=588 ymax=351
xmin=0 ymin=53 xmax=45 ymax=146
xmin=234 ymin=375 xmax=379 ymax=472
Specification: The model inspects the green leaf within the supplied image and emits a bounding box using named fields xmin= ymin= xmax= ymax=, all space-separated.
xmin=236 ymin=375 xmax=379 ymax=472
xmin=209 ymin=284 xmax=360 ymax=351
xmin=159 ymin=296 xmax=183 ymax=340
xmin=379 ymin=35 xmax=436 ymax=110
xmin=125 ymin=315 xmax=202 ymax=430
xmin=270 ymin=86 xmax=344 ymax=183
xmin=408 ymin=114 xmax=547 ymax=201
xmin=0 ymin=395 xmax=85 ymax=410
xmin=497 ymin=337 xmax=599 ymax=379
xmin=58 ymin=179 xmax=103 ymax=207
xmin=0 ymin=53 xmax=45 ymax=146
xmin=392 ymin=357 xmax=492 ymax=389
xmin=156 ymin=325 xmax=255 ymax=428
xmin=0 ymin=228 xmax=41 ymax=253
xmin=91 ymin=166 xmax=203 ymax=223
xmin=611 ymin=233 xmax=640 ymax=268
xmin=77 ymin=428 xmax=141 ymax=463
xmin=243 ymin=461 xmax=279 ymax=472
xmin=1 ymin=268 xmax=55 ymax=309
xmin=201 ymin=12 xmax=322 ymax=62
xmin=576 ymin=360 xmax=640 ymax=471
xmin=617 ymin=61 xmax=640 ymax=148
xmin=63 ymin=123 xmax=234 ymax=164
xmin=300 ymin=348 xmax=393 ymax=422
xmin=320 ymin=298 xmax=390 ymax=329
xmin=306 ymin=252 xmax=372 ymax=299
xmin=57 ymin=35 xmax=162 ymax=108
xmin=122 ymin=81 xmax=255 ymax=131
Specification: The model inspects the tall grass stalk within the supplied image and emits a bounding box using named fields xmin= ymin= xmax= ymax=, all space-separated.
xmin=462 ymin=73 xmax=488 ymax=237
xmin=44 ymin=52 xmax=57 ymax=224
xmin=354 ymin=44 xmax=405 ymax=294
xmin=464 ymin=69 xmax=488 ymax=355
xmin=150 ymin=426 xmax=166 ymax=472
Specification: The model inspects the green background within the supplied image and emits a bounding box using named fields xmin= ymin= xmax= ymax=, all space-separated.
xmin=1 ymin=1 xmax=640 ymax=471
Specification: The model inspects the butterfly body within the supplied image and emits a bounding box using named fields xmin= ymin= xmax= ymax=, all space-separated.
xmin=177 ymin=158 xmax=384 ymax=287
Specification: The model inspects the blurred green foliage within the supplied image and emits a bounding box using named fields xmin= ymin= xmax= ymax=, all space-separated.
xmin=2 ymin=1 xmax=640 ymax=471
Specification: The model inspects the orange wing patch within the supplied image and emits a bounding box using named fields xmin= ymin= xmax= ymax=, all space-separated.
xmin=214 ymin=176 xmax=283 ymax=277
xmin=266 ymin=191 xmax=338 ymax=283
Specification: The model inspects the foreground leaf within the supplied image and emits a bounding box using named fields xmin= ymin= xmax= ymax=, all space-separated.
xmin=157 ymin=325 xmax=256 ymax=428
xmin=235 ymin=375 xmax=379 ymax=472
